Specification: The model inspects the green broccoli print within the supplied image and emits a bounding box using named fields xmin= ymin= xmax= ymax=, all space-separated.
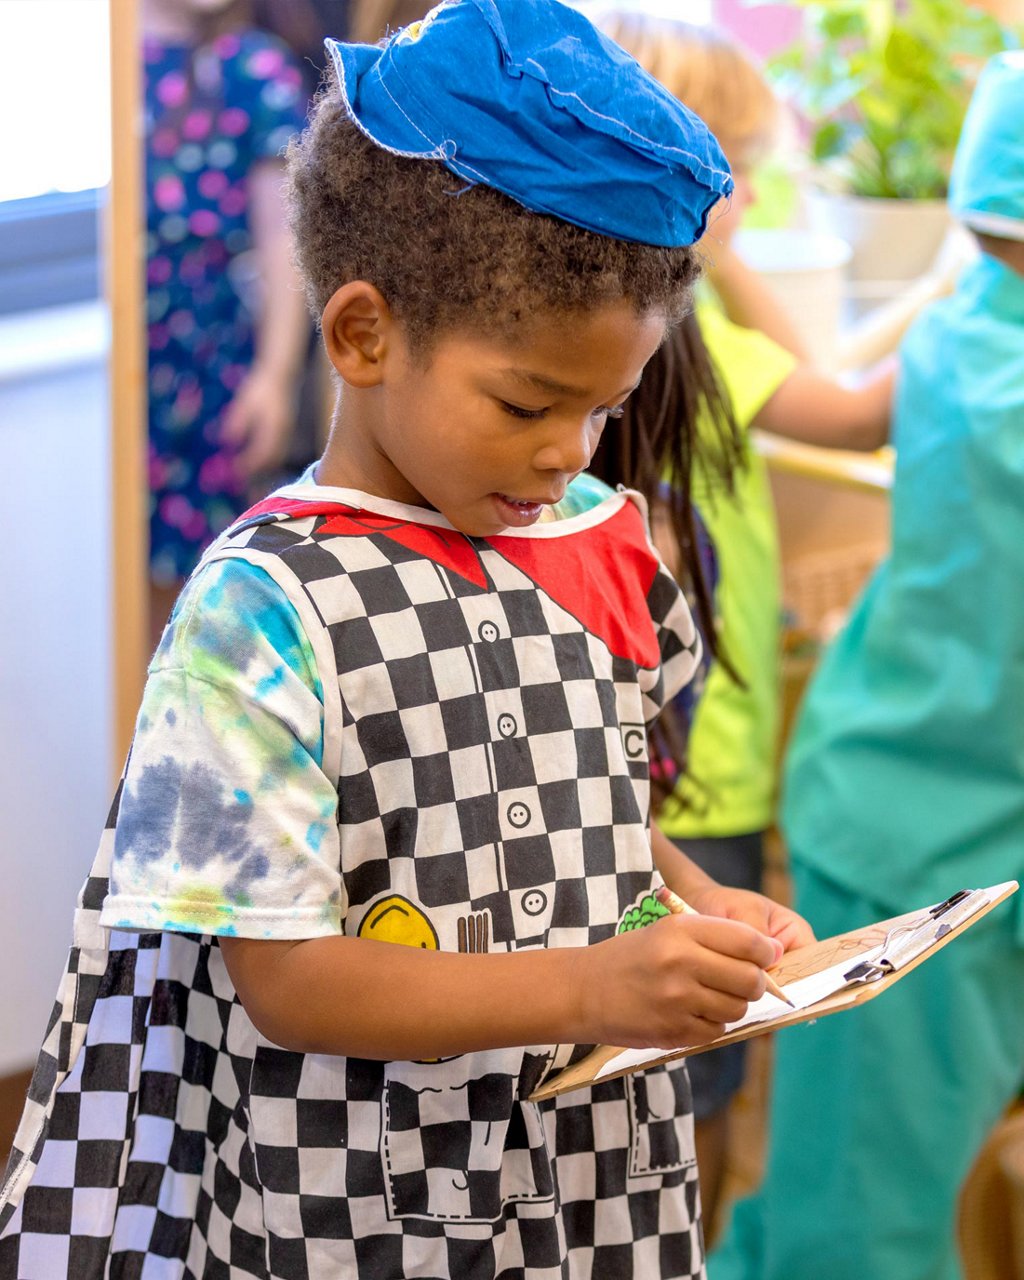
xmin=618 ymin=894 xmax=671 ymax=933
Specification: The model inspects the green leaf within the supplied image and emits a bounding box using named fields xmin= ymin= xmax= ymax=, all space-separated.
xmin=819 ymin=8 xmax=866 ymax=41
xmin=884 ymin=28 xmax=931 ymax=80
xmin=811 ymin=119 xmax=850 ymax=162
xmin=764 ymin=0 xmax=1023 ymax=199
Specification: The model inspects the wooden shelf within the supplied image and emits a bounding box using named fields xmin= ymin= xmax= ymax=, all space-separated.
xmin=754 ymin=430 xmax=894 ymax=495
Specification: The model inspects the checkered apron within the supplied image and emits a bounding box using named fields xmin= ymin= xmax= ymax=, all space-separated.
xmin=0 ymin=489 xmax=705 ymax=1279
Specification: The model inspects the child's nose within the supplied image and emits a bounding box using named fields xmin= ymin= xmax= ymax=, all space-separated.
xmin=532 ymin=419 xmax=597 ymax=477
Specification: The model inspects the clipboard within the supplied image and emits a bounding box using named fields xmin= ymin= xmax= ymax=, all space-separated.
xmin=530 ymin=880 xmax=1018 ymax=1102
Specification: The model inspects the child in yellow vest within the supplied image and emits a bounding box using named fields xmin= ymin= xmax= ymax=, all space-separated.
xmin=597 ymin=13 xmax=895 ymax=1235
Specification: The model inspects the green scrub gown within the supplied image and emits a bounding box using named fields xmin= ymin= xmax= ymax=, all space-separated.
xmin=713 ymin=251 xmax=1024 ymax=1280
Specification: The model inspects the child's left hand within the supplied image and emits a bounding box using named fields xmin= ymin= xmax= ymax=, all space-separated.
xmin=221 ymin=363 xmax=296 ymax=478
xmin=681 ymin=883 xmax=816 ymax=953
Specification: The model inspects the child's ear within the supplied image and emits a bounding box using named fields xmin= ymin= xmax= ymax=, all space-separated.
xmin=321 ymin=282 xmax=395 ymax=387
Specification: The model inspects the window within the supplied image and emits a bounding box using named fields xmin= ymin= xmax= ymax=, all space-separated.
xmin=0 ymin=0 xmax=110 ymax=314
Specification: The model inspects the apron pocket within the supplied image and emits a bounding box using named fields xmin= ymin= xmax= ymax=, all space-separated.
xmin=382 ymin=1051 xmax=553 ymax=1223
xmin=627 ymin=1060 xmax=696 ymax=1178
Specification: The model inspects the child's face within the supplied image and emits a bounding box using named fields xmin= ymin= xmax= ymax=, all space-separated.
xmin=341 ymin=299 xmax=666 ymax=537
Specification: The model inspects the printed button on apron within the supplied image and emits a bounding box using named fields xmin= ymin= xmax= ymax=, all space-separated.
xmin=478 ymin=620 xmax=500 ymax=643
xmin=506 ymin=801 xmax=531 ymax=829
xmin=521 ymin=889 xmax=547 ymax=916
xmin=497 ymin=713 xmax=518 ymax=738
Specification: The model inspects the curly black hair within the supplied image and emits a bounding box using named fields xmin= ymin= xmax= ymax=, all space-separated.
xmin=287 ymin=76 xmax=744 ymax=797
xmin=285 ymin=83 xmax=703 ymax=348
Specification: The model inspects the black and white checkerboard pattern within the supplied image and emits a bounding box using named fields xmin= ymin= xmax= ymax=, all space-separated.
xmin=0 ymin=494 xmax=705 ymax=1278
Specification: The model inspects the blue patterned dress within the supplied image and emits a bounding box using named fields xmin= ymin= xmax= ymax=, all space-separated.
xmin=144 ymin=29 xmax=308 ymax=584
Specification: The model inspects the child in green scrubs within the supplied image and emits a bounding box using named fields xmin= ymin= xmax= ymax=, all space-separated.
xmin=714 ymin=51 xmax=1024 ymax=1280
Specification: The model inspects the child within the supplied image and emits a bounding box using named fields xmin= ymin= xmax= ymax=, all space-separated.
xmin=0 ymin=4 xmax=812 ymax=1277
xmin=713 ymin=51 xmax=1024 ymax=1280
xmin=143 ymin=0 xmax=313 ymax=630
xmin=595 ymin=12 xmax=894 ymax=1234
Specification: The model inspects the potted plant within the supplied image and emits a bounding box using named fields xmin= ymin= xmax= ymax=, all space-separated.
xmin=763 ymin=0 xmax=1018 ymax=285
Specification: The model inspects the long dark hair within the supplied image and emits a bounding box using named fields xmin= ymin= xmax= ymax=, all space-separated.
xmin=588 ymin=308 xmax=743 ymax=800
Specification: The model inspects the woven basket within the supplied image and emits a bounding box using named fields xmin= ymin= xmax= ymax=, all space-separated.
xmin=782 ymin=540 xmax=887 ymax=642
xmin=959 ymin=1105 xmax=1024 ymax=1280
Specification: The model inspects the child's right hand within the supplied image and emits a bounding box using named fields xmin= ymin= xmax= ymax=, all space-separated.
xmin=576 ymin=913 xmax=782 ymax=1050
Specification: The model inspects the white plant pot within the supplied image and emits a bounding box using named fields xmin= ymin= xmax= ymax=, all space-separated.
xmin=804 ymin=189 xmax=952 ymax=286
xmin=732 ymin=227 xmax=852 ymax=371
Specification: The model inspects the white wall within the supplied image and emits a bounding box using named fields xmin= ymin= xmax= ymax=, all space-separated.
xmin=0 ymin=302 xmax=113 ymax=1073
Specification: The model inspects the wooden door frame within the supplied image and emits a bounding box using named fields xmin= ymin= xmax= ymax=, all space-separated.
xmin=107 ymin=0 xmax=147 ymax=773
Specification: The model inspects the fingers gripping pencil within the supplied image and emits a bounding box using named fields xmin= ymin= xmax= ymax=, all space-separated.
xmin=655 ymin=884 xmax=795 ymax=1007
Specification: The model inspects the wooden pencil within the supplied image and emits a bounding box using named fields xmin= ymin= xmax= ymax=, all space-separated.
xmin=655 ymin=885 xmax=795 ymax=1008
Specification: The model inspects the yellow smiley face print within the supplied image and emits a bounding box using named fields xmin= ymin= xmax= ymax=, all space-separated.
xmin=357 ymin=895 xmax=439 ymax=950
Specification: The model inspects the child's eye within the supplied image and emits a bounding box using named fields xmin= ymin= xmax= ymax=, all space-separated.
xmin=500 ymin=401 xmax=548 ymax=420
xmin=597 ymin=404 xmax=626 ymax=420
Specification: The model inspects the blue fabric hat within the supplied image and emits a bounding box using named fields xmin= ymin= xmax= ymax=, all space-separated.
xmin=949 ymin=51 xmax=1024 ymax=241
xmin=324 ymin=0 xmax=733 ymax=248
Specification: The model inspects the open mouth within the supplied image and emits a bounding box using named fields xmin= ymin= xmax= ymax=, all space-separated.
xmin=498 ymin=494 xmax=547 ymax=509
xmin=493 ymin=493 xmax=547 ymax=524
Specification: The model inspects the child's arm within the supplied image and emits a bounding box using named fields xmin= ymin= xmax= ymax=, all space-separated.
xmin=219 ymin=903 xmax=782 ymax=1059
xmin=706 ymin=241 xmax=811 ymax=362
xmin=753 ymin=360 xmax=897 ymax=453
xmin=702 ymin=241 xmax=896 ymax=451
xmin=651 ymin=826 xmax=816 ymax=954
xmin=834 ymin=225 xmax=973 ymax=371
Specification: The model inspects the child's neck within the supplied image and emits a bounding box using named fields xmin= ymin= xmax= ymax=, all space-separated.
xmin=142 ymin=0 xmax=246 ymax=43
xmin=313 ymin=409 xmax=419 ymax=506
xmin=140 ymin=0 xmax=193 ymax=41
xmin=142 ymin=0 xmax=200 ymax=42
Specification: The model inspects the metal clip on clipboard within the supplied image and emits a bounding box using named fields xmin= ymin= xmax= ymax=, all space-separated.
xmin=842 ymin=889 xmax=979 ymax=985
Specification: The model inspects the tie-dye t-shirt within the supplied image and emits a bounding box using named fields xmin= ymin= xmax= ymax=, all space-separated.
xmin=103 ymin=472 xmax=618 ymax=938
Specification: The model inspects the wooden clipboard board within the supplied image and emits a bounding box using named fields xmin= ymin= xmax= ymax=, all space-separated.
xmin=530 ymin=880 xmax=1018 ymax=1102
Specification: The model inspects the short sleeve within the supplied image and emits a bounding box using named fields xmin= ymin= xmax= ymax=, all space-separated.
xmin=100 ymin=558 xmax=344 ymax=940
xmin=234 ymin=32 xmax=308 ymax=162
xmin=697 ymin=303 xmax=798 ymax=430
